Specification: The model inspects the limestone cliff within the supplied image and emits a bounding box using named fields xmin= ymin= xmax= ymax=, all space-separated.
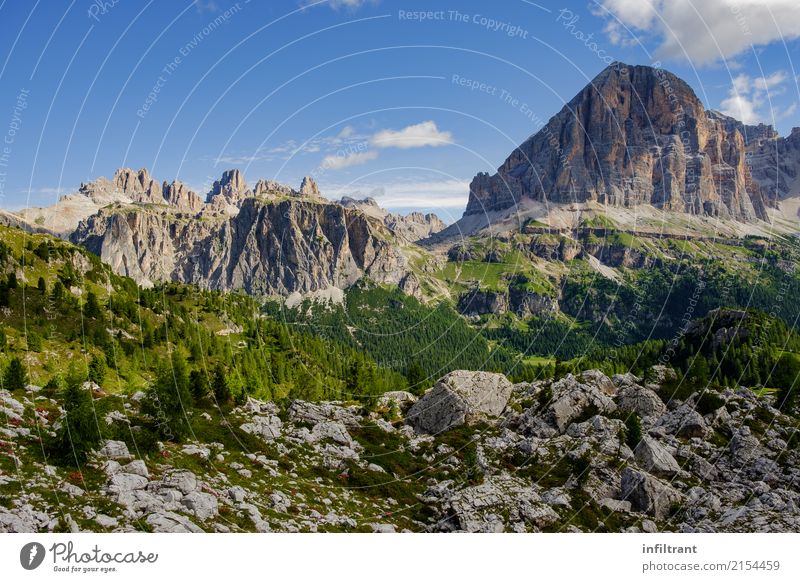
xmin=464 ymin=64 xmax=767 ymax=221
xmin=72 ymin=196 xmax=409 ymax=296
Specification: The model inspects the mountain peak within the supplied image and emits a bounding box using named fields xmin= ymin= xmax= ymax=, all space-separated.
xmin=299 ymin=176 xmax=321 ymax=198
xmin=463 ymin=63 xmax=765 ymax=222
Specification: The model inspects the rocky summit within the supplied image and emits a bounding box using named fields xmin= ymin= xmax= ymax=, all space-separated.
xmin=464 ymin=63 xmax=769 ymax=221
xmin=2 ymin=367 xmax=798 ymax=533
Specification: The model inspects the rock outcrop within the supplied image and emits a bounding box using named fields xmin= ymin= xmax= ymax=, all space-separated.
xmin=72 ymin=196 xmax=409 ymax=295
xmin=407 ymin=370 xmax=514 ymax=434
xmin=463 ymin=63 xmax=767 ymax=221
xmin=339 ymin=196 xmax=446 ymax=243
xmin=3 ymin=367 xmax=800 ymax=533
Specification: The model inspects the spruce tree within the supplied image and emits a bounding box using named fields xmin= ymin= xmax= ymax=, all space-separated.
xmin=212 ymin=363 xmax=231 ymax=404
xmin=4 ymin=356 xmax=28 ymax=390
xmin=142 ymin=351 xmax=193 ymax=441
xmin=49 ymin=376 xmax=102 ymax=465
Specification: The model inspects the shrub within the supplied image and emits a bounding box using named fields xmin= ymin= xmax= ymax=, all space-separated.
xmin=624 ymin=413 xmax=643 ymax=450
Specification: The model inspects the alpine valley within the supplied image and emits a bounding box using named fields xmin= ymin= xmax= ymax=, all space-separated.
xmin=2 ymin=63 xmax=800 ymax=533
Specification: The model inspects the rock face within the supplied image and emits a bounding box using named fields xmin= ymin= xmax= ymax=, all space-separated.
xmin=72 ymin=195 xmax=409 ymax=295
xmin=163 ymin=180 xmax=203 ymax=212
xmin=339 ymin=196 xmax=446 ymax=243
xmin=62 ymin=169 xmax=452 ymax=297
xmin=463 ymin=63 xmax=766 ymax=221
xmin=407 ymin=370 xmax=514 ymax=434
xmin=299 ymin=176 xmax=322 ymax=199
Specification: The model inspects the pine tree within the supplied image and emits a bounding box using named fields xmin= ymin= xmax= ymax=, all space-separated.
xmin=4 ymin=356 xmax=28 ymax=390
xmin=88 ymin=354 xmax=107 ymax=384
xmin=774 ymin=352 xmax=800 ymax=412
xmin=49 ymin=376 xmax=102 ymax=465
xmin=84 ymin=291 xmax=102 ymax=319
xmin=189 ymin=368 xmax=210 ymax=401
xmin=37 ymin=276 xmax=46 ymax=294
xmin=142 ymin=351 xmax=193 ymax=441
xmin=212 ymin=363 xmax=231 ymax=405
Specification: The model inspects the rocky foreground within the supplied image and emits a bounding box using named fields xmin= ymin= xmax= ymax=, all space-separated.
xmin=2 ymin=367 xmax=799 ymax=533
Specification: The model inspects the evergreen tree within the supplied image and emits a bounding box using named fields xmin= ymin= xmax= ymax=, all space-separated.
xmin=405 ymin=360 xmax=428 ymax=395
xmin=774 ymin=352 xmax=800 ymax=412
xmin=189 ymin=368 xmax=210 ymax=401
xmin=37 ymin=276 xmax=46 ymax=294
xmin=141 ymin=351 xmax=193 ymax=441
xmin=4 ymin=356 xmax=28 ymax=390
xmin=212 ymin=363 xmax=231 ymax=405
xmin=49 ymin=376 xmax=102 ymax=465
xmin=0 ymin=280 xmax=9 ymax=308
xmin=84 ymin=291 xmax=102 ymax=319
xmin=88 ymin=354 xmax=107 ymax=384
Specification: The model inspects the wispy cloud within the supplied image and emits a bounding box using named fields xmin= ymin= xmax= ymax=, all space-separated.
xmin=371 ymin=121 xmax=454 ymax=149
xmin=300 ymin=0 xmax=378 ymax=12
xmin=594 ymin=0 xmax=800 ymax=66
xmin=193 ymin=0 xmax=218 ymax=14
xmin=320 ymin=150 xmax=378 ymax=170
xmin=326 ymin=179 xmax=469 ymax=209
xmin=719 ymin=70 xmax=795 ymax=124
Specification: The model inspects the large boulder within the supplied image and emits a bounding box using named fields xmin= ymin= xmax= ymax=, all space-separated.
xmin=96 ymin=440 xmax=131 ymax=460
xmin=634 ymin=436 xmax=682 ymax=478
xmin=616 ymin=385 xmax=667 ymax=420
xmin=407 ymin=371 xmax=514 ymax=434
xmin=240 ymin=414 xmax=282 ymax=441
xmin=548 ymin=374 xmax=617 ymax=433
xmin=621 ymin=468 xmax=682 ymax=520
xmin=653 ymin=404 xmax=708 ymax=438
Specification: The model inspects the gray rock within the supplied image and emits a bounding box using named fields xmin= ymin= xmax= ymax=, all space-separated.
xmin=145 ymin=511 xmax=203 ymax=533
xmin=309 ymin=421 xmax=354 ymax=446
xmin=181 ymin=491 xmax=219 ymax=521
xmin=120 ymin=460 xmax=149 ymax=478
xmin=181 ymin=444 xmax=211 ymax=459
xmin=377 ymin=391 xmax=417 ymax=412
xmin=96 ymin=440 xmax=132 ymax=460
xmin=635 ymin=436 xmax=682 ymax=477
xmin=600 ymin=498 xmax=632 ymax=513
xmin=157 ymin=469 xmax=198 ymax=495
xmin=407 ymin=371 xmax=514 ymax=434
xmin=288 ymin=400 xmax=362 ymax=427
xmin=654 ymin=404 xmax=708 ymax=438
xmin=240 ymin=415 xmax=282 ymax=441
xmin=616 ymin=385 xmax=667 ymax=419
xmin=95 ymin=514 xmax=118 ymax=529
xmin=107 ymin=473 xmax=148 ymax=494
xmin=228 ymin=486 xmax=247 ymax=503
xmin=442 ymin=475 xmax=558 ymax=532
xmin=548 ymin=374 xmax=617 ymax=433
xmin=621 ymin=468 xmax=682 ymax=520
xmin=580 ymin=369 xmax=617 ymax=395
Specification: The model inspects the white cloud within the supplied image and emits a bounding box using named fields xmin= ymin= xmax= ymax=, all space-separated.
xmin=327 ymin=179 xmax=469 ymax=209
xmin=719 ymin=70 xmax=792 ymax=123
xmin=320 ymin=150 xmax=378 ymax=170
xmin=337 ymin=125 xmax=355 ymax=139
xmin=194 ymin=1 xmax=218 ymax=14
xmin=594 ymin=0 xmax=800 ymax=65
xmin=371 ymin=121 xmax=454 ymax=149
xmin=300 ymin=0 xmax=377 ymax=11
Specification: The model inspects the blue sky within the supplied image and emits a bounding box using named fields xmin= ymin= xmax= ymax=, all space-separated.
xmin=1 ymin=0 xmax=799 ymax=219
